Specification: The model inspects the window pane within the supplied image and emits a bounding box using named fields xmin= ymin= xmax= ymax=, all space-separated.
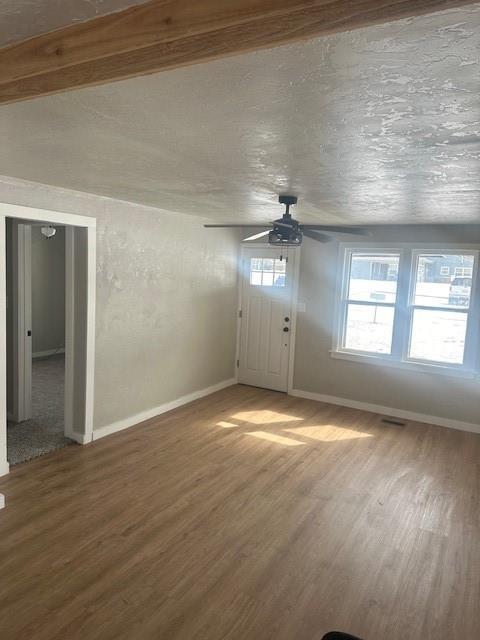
xmin=262 ymin=271 xmax=274 ymax=286
xmin=250 ymin=257 xmax=286 ymax=287
xmin=250 ymin=271 xmax=262 ymax=286
xmin=348 ymin=253 xmax=400 ymax=304
xmin=409 ymin=309 xmax=467 ymax=364
xmin=413 ymin=254 xmax=474 ymax=308
xmin=344 ymin=304 xmax=395 ymax=354
xmin=263 ymin=259 xmax=274 ymax=272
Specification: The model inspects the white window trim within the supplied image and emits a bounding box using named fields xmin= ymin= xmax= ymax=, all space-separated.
xmin=332 ymin=243 xmax=480 ymax=378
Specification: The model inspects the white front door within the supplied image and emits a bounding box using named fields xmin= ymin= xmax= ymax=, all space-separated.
xmin=238 ymin=246 xmax=296 ymax=392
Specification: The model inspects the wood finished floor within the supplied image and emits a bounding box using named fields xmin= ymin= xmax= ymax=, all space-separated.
xmin=0 ymin=384 xmax=479 ymax=640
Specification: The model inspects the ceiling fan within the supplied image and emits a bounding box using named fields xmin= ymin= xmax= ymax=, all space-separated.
xmin=204 ymin=195 xmax=369 ymax=246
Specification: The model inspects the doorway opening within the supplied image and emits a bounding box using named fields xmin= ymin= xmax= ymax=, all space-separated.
xmin=0 ymin=204 xmax=96 ymax=476
xmin=6 ymin=221 xmax=71 ymax=464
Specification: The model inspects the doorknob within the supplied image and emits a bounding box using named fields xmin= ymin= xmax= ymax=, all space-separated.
xmin=283 ymin=327 xmax=289 ymax=333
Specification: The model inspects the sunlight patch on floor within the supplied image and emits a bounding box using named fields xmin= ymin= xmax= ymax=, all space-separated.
xmin=232 ymin=410 xmax=303 ymax=425
xmin=216 ymin=421 xmax=239 ymax=428
xmin=285 ymin=425 xmax=373 ymax=442
xmin=246 ymin=431 xmax=306 ymax=446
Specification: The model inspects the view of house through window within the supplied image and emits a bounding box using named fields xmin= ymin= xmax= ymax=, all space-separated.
xmin=344 ymin=253 xmax=399 ymax=354
xmin=249 ymin=258 xmax=286 ymax=287
xmin=409 ymin=254 xmax=474 ymax=364
xmin=337 ymin=249 xmax=477 ymax=370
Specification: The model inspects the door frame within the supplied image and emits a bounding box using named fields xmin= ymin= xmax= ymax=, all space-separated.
xmin=0 ymin=203 xmax=96 ymax=477
xmin=235 ymin=243 xmax=301 ymax=393
xmin=10 ymin=222 xmax=32 ymax=423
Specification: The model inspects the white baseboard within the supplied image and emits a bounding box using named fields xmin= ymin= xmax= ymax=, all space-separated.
xmin=33 ymin=348 xmax=65 ymax=359
xmin=92 ymin=378 xmax=236 ymax=442
xmin=68 ymin=431 xmax=91 ymax=445
xmin=0 ymin=493 xmax=4 ymax=509
xmin=290 ymin=389 xmax=480 ymax=435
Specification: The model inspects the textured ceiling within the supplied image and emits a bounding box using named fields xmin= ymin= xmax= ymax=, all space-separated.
xmin=0 ymin=0 xmax=144 ymax=46
xmin=1 ymin=4 xmax=480 ymax=224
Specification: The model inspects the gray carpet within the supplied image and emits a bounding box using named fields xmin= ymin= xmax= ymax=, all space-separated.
xmin=7 ymin=354 xmax=74 ymax=465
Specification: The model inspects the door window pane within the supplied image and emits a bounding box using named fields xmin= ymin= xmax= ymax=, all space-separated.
xmin=249 ymin=258 xmax=286 ymax=287
xmin=262 ymin=271 xmax=274 ymax=286
xmin=413 ymin=254 xmax=474 ymax=308
xmin=409 ymin=309 xmax=467 ymax=364
xmin=348 ymin=254 xmax=400 ymax=304
xmin=263 ymin=259 xmax=274 ymax=272
xmin=250 ymin=271 xmax=262 ymax=286
xmin=344 ymin=304 xmax=395 ymax=354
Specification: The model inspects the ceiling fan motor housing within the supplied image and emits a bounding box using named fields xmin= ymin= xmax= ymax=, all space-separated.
xmin=269 ymin=195 xmax=302 ymax=245
xmin=269 ymin=219 xmax=303 ymax=246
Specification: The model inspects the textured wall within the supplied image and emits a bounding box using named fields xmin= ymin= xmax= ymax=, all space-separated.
xmin=0 ymin=175 xmax=239 ymax=430
xmin=31 ymin=226 xmax=65 ymax=354
xmin=293 ymin=226 xmax=480 ymax=425
xmin=94 ymin=200 xmax=239 ymax=429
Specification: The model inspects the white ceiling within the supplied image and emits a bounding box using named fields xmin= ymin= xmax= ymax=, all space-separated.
xmin=1 ymin=3 xmax=480 ymax=224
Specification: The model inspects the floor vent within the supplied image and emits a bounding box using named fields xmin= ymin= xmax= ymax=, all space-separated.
xmin=381 ymin=417 xmax=406 ymax=427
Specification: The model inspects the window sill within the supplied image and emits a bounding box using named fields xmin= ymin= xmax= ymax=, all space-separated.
xmin=330 ymin=349 xmax=478 ymax=380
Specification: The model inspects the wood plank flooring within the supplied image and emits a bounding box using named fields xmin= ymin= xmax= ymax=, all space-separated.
xmin=1 ymin=384 xmax=479 ymax=640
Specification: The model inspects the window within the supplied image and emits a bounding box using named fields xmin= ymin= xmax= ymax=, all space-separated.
xmin=455 ymin=267 xmax=473 ymax=278
xmin=409 ymin=254 xmax=474 ymax=364
xmin=335 ymin=248 xmax=478 ymax=373
xmin=341 ymin=252 xmax=400 ymax=355
xmin=250 ymin=258 xmax=285 ymax=287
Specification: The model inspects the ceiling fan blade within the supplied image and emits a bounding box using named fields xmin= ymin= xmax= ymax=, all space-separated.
xmin=303 ymin=230 xmax=332 ymax=243
xmin=301 ymin=225 xmax=370 ymax=236
xmin=242 ymin=230 xmax=271 ymax=242
xmin=204 ymin=223 xmax=270 ymax=228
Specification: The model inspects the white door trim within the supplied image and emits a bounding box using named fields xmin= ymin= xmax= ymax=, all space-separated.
xmin=0 ymin=203 xmax=96 ymax=228
xmin=286 ymin=246 xmax=301 ymax=394
xmin=64 ymin=227 xmax=75 ymax=440
xmin=1 ymin=206 xmax=96 ymax=476
xmin=236 ymin=243 xmax=301 ymax=393
xmin=11 ymin=222 xmax=32 ymax=422
xmin=0 ymin=217 xmax=7 ymax=477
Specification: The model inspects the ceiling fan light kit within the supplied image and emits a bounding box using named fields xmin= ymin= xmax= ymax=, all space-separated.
xmin=204 ymin=195 xmax=369 ymax=245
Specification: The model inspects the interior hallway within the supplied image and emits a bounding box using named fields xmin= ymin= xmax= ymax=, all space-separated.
xmin=0 ymin=384 xmax=479 ymax=639
xmin=7 ymin=353 xmax=72 ymax=465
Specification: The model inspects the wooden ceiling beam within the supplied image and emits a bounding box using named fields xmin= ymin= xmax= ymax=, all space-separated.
xmin=0 ymin=0 xmax=474 ymax=104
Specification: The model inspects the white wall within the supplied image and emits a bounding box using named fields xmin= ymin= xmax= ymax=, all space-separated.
xmin=0 ymin=175 xmax=239 ymax=433
xmin=293 ymin=225 xmax=480 ymax=428
xmin=31 ymin=226 xmax=65 ymax=355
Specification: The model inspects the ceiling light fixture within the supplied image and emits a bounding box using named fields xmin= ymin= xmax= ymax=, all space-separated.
xmin=41 ymin=225 xmax=56 ymax=239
